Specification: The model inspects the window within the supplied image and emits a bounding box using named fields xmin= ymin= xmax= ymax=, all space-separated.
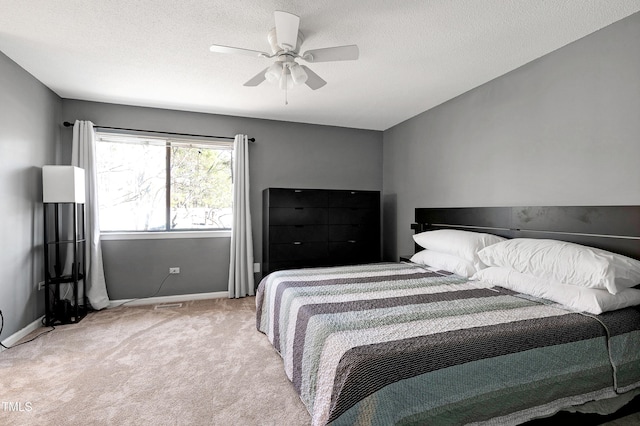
xmin=96 ymin=131 xmax=233 ymax=232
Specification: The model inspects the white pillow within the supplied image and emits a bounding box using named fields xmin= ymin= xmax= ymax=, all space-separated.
xmin=412 ymin=229 xmax=506 ymax=271
xmin=409 ymin=250 xmax=477 ymax=277
xmin=477 ymin=238 xmax=640 ymax=295
xmin=472 ymin=267 xmax=640 ymax=314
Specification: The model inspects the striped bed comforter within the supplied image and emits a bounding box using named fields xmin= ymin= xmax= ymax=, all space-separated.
xmin=255 ymin=262 xmax=640 ymax=426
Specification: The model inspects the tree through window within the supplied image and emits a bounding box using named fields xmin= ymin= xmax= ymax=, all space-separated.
xmin=96 ymin=132 xmax=233 ymax=232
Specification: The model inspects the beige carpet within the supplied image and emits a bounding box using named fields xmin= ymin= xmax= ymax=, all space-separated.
xmin=0 ymin=298 xmax=310 ymax=426
xmin=1 ymin=297 xmax=639 ymax=426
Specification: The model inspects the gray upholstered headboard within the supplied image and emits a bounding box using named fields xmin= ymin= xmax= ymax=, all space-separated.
xmin=412 ymin=206 xmax=640 ymax=260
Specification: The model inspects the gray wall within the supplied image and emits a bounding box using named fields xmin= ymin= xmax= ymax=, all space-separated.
xmin=0 ymin=51 xmax=61 ymax=338
xmin=100 ymin=238 xmax=231 ymax=299
xmin=382 ymin=12 xmax=640 ymax=261
xmin=61 ymin=100 xmax=383 ymax=299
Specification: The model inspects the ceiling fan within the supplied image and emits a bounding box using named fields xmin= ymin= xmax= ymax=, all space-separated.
xmin=209 ymin=11 xmax=359 ymax=93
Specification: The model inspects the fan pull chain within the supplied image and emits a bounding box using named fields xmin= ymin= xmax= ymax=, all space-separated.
xmin=281 ymin=64 xmax=289 ymax=105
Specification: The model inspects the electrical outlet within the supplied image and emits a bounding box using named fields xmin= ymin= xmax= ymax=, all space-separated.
xmin=253 ymin=263 xmax=260 ymax=273
xmin=169 ymin=267 xmax=180 ymax=274
xmin=38 ymin=281 xmax=45 ymax=291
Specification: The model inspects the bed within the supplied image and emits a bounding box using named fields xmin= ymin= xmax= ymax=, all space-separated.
xmin=256 ymin=206 xmax=640 ymax=425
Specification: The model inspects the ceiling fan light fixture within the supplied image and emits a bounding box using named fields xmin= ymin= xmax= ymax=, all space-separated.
xmin=211 ymin=10 xmax=359 ymax=95
xmin=289 ymin=63 xmax=308 ymax=85
xmin=265 ymin=62 xmax=283 ymax=83
xmin=279 ymin=68 xmax=294 ymax=90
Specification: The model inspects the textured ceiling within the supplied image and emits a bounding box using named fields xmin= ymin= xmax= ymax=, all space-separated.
xmin=1 ymin=1 xmax=638 ymax=131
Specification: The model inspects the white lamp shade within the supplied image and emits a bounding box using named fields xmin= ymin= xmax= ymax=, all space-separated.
xmin=290 ymin=63 xmax=308 ymax=85
xmin=265 ymin=62 xmax=283 ymax=83
xmin=42 ymin=166 xmax=86 ymax=203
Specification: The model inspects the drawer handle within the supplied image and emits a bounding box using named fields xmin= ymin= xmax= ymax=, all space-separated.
xmin=295 ymin=207 xmax=304 ymax=210
xmin=294 ymin=190 xmax=303 ymax=193
xmin=350 ymin=191 xmax=357 ymax=194
xmin=347 ymin=240 xmax=357 ymax=243
xmin=294 ymin=225 xmax=304 ymax=228
xmin=293 ymin=241 xmax=303 ymax=245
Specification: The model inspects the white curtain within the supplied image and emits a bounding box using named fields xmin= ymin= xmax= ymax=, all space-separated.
xmin=228 ymin=134 xmax=254 ymax=298
xmin=71 ymin=120 xmax=110 ymax=310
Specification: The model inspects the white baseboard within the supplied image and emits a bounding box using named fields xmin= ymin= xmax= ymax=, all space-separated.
xmin=0 ymin=315 xmax=45 ymax=352
xmin=108 ymin=291 xmax=229 ymax=308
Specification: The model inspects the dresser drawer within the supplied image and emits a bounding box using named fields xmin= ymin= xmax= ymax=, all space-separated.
xmin=269 ymin=207 xmax=328 ymax=225
xmin=269 ymin=242 xmax=328 ymax=261
xmin=328 ymin=208 xmax=378 ymax=225
xmin=268 ymin=189 xmax=328 ymax=207
xmin=269 ymin=225 xmax=327 ymax=243
xmin=329 ymin=191 xmax=378 ymax=208
xmin=328 ymin=241 xmax=379 ymax=264
xmin=328 ymin=224 xmax=375 ymax=242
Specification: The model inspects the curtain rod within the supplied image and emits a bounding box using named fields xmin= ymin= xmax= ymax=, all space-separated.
xmin=62 ymin=121 xmax=255 ymax=143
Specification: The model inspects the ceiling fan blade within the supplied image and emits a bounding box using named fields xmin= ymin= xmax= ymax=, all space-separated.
xmin=300 ymin=66 xmax=326 ymax=90
xmin=209 ymin=44 xmax=269 ymax=58
xmin=302 ymin=45 xmax=359 ymax=62
xmin=243 ymin=68 xmax=269 ymax=87
xmin=274 ymin=11 xmax=300 ymax=51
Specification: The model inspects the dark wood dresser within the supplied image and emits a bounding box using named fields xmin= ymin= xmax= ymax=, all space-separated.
xmin=262 ymin=188 xmax=381 ymax=275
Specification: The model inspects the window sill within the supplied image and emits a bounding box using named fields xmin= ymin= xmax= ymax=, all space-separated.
xmin=100 ymin=230 xmax=232 ymax=241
